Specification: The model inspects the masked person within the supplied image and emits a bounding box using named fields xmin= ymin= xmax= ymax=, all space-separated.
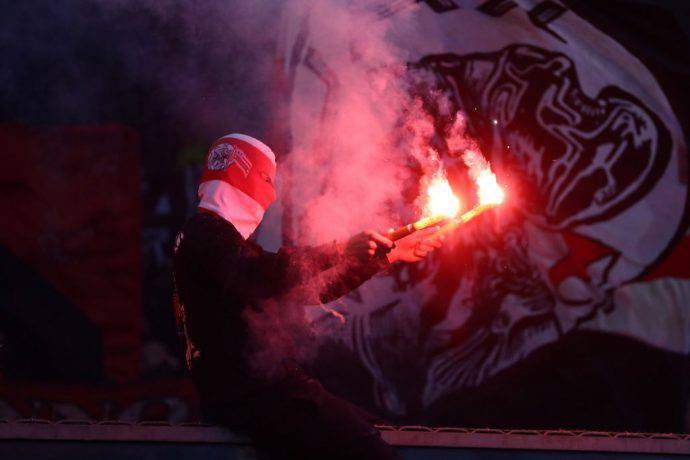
xmin=173 ymin=133 xmax=442 ymax=460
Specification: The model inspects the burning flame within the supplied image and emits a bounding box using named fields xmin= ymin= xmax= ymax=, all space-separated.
xmin=462 ymin=150 xmax=504 ymax=205
xmin=426 ymin=175 xmax=460 ymax=217
xmin=476 ymin=167 xmax=505 ymax=205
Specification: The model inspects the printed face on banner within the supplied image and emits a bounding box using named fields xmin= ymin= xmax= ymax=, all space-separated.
xmin=282 ymin=3 xmax=688 ymax=418
xmin=406 ymin=45 xmax=684 ymax=408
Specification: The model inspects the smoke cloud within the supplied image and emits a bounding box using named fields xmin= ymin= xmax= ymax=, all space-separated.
xmin=282 ymin=1 xmax=447 ymax=245
xmin=3 ymin=0 xmax=490 ymax=379
xmin=2 ymin=0 xmax=486 ymax=237
xmin=240 ymin=0 xmax=494 ymax=378
xmin=277 ymin=1 xmax=497 ymax=249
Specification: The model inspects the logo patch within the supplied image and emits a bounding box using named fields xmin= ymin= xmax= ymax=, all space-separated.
xmin=208 ymin=143 xmax=253 ymax=177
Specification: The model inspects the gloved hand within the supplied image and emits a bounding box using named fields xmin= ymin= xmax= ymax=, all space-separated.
xmin=339 ymin=230 xmax=394 ymax=262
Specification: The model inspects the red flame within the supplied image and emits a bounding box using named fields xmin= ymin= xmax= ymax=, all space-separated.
xmin=476 ymin=168 xmax=504 ymax=205
xmin=424 ymin=174 xmax=460 ymax=217
xmin=462 ymin=150 xmax=504 ymax=205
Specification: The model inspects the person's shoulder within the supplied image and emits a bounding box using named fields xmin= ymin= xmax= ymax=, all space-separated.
xmin=183 ymin=212 xmax=240 ymax=238
xmin=174 ymin=213 xmax=238 ymax=256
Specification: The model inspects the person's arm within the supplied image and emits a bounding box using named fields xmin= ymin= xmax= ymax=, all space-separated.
xmin=181 ymin=215 xmax=393 ymax=304
xmin=293 ymin=252 xmax=390 ymax=305
xmin=184 ymin=236 xmax=333 ymax=304
xmin=291 ymin=227 xmax=445 ymax=305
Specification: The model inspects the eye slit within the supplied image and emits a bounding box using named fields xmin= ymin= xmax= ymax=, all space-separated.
xmin=261 ymin=172 xmax=272 ymax=184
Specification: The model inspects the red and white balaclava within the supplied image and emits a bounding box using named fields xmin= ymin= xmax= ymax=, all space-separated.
xmin=198 ymin=133 xmax=277 ymax=239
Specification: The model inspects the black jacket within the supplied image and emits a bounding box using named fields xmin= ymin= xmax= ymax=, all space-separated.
xmin=172 ymin=212 xmax=387 ymax=403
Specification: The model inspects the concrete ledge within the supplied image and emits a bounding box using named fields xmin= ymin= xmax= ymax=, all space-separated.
xmin=2 ymin=419 xmax=690 ymax=455
xmin=0 ymin=419 xmax=249 ymax=444
xmin=377 ymin=426 xmax=690 ymax=455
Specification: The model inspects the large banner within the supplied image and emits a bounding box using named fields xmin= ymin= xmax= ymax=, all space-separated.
xmin=275 ymin=0 xmax=690 ymax=428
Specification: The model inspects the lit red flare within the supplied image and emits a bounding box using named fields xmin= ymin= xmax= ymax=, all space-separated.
xmin=475 ymin=167 xmax=504 ymax=206
xmin=389 ymin=174 xmax=459 ymax=241
xmin=425 ymin=175 xmax=460 ymax=218
xmin=435 ymin=157 xmax=505 ymax=237
xmin=434 ymin=202 xmax=498 ymax=238
xmin=389 ymin=152 xmax=504 ymax=242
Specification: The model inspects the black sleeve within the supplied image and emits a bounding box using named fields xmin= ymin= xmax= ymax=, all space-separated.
xmin=180 ymin=215 xmax=344 ymax=304
xmin=287 ymin=253 xmax=390 ymax=305
xmin=317 ymin=256 xmax=389 ymax=304
xmin=180 ymin=214 xmax=388 ymax=306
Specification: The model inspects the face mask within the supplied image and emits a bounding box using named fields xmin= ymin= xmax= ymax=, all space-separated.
xmin=198 ymin=134 xmax=277 ymax=239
